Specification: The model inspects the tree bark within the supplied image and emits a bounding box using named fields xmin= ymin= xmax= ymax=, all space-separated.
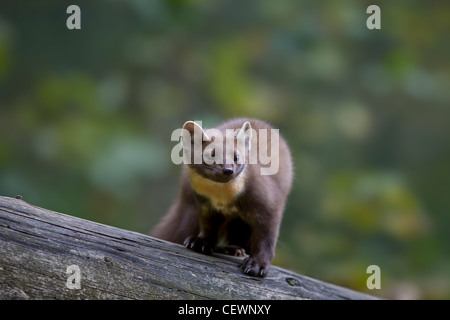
xmin=0 ymin=196 xmax=376 ymax=300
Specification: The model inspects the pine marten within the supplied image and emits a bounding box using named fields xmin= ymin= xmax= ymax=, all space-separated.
xmin=151 ymin=118 xmax=293 ymax=277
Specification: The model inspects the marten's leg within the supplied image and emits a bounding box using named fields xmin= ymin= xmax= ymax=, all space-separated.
xmin=240 ymin=209 xmax=281 ymax=278
xmin=184 ymin=209 xmax=224 ymax=255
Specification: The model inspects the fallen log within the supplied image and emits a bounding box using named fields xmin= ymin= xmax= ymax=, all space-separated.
xmin=0 ymin=195 xmax=376 ymax=299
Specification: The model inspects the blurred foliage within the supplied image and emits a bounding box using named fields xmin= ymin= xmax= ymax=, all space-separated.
xmin=1 ymin=0 xmax=449 ymax=299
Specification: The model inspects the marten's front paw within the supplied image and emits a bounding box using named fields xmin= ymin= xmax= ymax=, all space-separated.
xmin=183 ymin=236 xmax=213 ymax=255
xmin=241 ymin=257 xmax=270 ymax=278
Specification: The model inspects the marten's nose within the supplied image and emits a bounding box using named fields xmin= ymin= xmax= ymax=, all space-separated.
xmin=222 ymin=167 xmax=234 ymax=176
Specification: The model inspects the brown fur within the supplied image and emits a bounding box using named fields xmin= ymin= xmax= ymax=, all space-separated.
xmin=151 ymin=118 xmax=293 ymax=277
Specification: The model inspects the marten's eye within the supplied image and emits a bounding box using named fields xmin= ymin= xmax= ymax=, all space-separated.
xmin=234 ymin=154 xmax=239 ymax=163
xmin=203 ymin=149 xmax=215 ymax=164
xmin=205 ymin=149 xmax=215 ymax=161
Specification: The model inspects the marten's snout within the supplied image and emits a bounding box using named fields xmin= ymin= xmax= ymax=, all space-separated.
xmin=222 ymin=167 xmax=234 ymax=176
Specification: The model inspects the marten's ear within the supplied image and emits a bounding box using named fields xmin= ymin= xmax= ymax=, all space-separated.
xmin=236 ymin=121 xmax=252 ymax=151
xmin=181 ymin=121 xmax=210 ymax=146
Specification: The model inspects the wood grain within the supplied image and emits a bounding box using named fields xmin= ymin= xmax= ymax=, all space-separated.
xmin=0 ymin=196 xmax=376 ymax=300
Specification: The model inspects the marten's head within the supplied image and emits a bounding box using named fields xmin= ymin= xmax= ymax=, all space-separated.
xmin=181 ymin=121 xmax=252 ymax=183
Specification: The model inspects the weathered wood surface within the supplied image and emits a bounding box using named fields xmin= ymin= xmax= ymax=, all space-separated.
xmin=0 ymin=195 xmax=376 ymax=300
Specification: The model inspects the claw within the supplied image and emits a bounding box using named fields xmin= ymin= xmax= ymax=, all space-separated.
xmin=183 ymin=236 xmax=212 ymax=255
xmin=240 ymin=257 xmax=269 ymax=278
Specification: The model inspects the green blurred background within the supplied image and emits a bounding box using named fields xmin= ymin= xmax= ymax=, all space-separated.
xmin=1 ymin=0 xmax=449 ymax=299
